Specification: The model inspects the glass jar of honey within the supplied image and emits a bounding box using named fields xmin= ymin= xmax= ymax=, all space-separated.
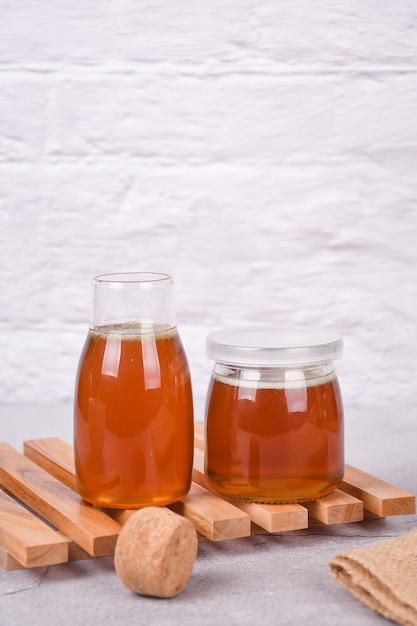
xmin=204 ymin=326 xmax=344 ymax=503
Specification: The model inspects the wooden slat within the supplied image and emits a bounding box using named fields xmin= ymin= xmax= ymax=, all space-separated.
xmin=0 ymin=488 xmax=69 ymax=568
xmin=303 ymin=489 xmax=363 ymax=525
xmin=0 ymin=544 xmax=23 ymax=571
xmin=235 ymin=499 xmax=309 ymax=533
xmin=169 ymin=483 xmax=251 ymax=541
xmin=192 ymin=447 xmax=308 ymax=533
xmin=24 ymin=437 xmax=251 ymax=542
xmin=0 ymin=530 xmax=92 ymax=572
xmin=64 ymin=532 xmax=93 ymax=562
xmin=340 ymin=464 xmax=415 ymax=517
xmin=24 ymin=438 xmax=77 ymax=492
xmin=0 ymin=443 xmax=121 ymax=557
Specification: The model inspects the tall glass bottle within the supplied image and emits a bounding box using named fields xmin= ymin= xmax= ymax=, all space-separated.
xmin=74 ymin=272 xmax=194 ymax=509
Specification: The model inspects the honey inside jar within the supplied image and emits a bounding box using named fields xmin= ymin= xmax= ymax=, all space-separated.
xmin=204 ymin=326 xmax=344 ymax=503
xmin=75 ymin=324 xmax=194 ymax=509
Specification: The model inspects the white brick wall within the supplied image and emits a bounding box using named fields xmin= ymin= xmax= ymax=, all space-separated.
xmin=1 ymin=1 xmax=417 ymax=416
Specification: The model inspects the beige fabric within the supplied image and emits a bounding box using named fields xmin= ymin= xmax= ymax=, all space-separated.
xmin=329 ymin=528 xmax=417 ymax=626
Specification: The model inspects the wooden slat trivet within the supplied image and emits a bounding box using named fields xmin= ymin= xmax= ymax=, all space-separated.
xmin=0 ymin=443 xmax=121 ymax=558
xmin=1 ymin=424 xmax=415 ymax=571
xmin=17 ymin=432 xmax=417 ymax=529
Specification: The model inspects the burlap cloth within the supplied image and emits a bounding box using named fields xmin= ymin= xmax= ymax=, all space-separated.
xmin=329 ymin=528 xmax=417 ymax=626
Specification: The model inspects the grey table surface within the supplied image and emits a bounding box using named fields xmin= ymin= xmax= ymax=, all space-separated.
xmin=0 ymin=401 xmax=416 ymax=626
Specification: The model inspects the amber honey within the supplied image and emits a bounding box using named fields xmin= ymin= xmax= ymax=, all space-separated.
xmin=74 ymin=323 xmax=194 ymax=509
xmin=205 ymin=365 xmax=344 ymax=503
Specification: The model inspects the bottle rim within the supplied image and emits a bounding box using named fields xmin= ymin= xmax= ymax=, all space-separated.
xmin=93 ymin=272 xmax=172 ymax=287
xmin=206 ymin=325 xmax=343 ymax=367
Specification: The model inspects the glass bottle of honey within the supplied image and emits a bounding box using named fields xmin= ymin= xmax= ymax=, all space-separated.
xmin=74 ymin=273 xmax=194 ymax=509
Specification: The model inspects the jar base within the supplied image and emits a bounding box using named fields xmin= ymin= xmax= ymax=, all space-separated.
xmin=206 ymin=476 xmax=344 ymax=504
xmin=78 ymin=489 xmax=190 ymax=510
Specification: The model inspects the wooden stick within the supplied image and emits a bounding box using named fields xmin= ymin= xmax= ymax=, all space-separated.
xmin=24 ymin=437 xmax=251 ymax=542
xmin=0 ymin=545 xmax=23 ymax=571
xmin=0 ymin=529 xmax=92 ymax=571
xmin=303 ymin=489 xmax=363 ymax=525
xmin=192 ymin=447 xmax=308 ymax=533
xmin=24 ymin=438 xmax=77 ymax=492
xmin=64 ymin=532 xmax=94 ymax=562
xmin=236 ymin=499 xmax=309 ymax=533
xmin=0 ymin=443 xmax=121 ymax=557
xmin=340 ymin=464 xmax=415 ymax=517
xmin=0 ymin=488 xmax=69 ymax=568
xmin=169 ymin=482 xmax=251 ymax=541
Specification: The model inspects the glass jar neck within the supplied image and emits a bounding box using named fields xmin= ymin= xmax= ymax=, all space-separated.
xmin=212 ymin=361 xmax=336 ymax=386
xmin=90 ymin=272 xmax=176 ymax=331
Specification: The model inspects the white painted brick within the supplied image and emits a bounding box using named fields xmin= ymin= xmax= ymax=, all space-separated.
xmin=250 ymin=2 xmax=417 ymax=67
xmin=0 ymin=77 xmax=47 ymax=160
xmin=1 ymin=71 xmax=416 ymax=166
xmin=40 ymin=73 xmax=334 ymax=161
xmin=0 ymin=1 xmax=253 ymax=66
xmin=1 ymin=2 xmax=416 ymax=67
